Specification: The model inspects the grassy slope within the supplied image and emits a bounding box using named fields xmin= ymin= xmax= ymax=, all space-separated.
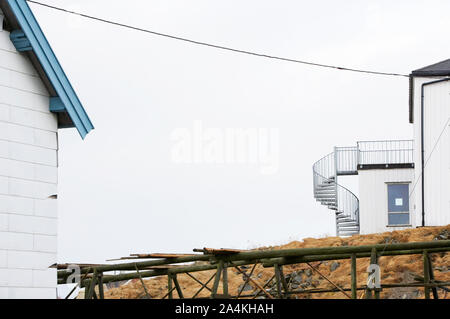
xmin=103 ymin=225 xmax=450 ymax=299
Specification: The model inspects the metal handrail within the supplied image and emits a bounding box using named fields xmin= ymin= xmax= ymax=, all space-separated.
xmin=357 ymin=140 xmax=414 ymax=166
xmin=313 ymin=151 xmax=360 ymax=236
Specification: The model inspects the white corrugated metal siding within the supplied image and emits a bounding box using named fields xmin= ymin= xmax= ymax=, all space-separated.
xmin=358 ymin=168 xmax=414 ymax=234
xmin=413 ymin=77 xmax=450 ymax=227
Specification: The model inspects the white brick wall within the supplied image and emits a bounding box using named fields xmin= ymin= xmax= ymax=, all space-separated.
xmin=0 ymin=232 xmax=34 ymax=250
xmin=0 ymin=28 xmax=58 ymax=299
xmin=7 ymin=251 xmax=56 ymax=270
xmin=34 ymin=235 xmax=57 ymax=253
xmin=32 ymin=269 xmax=56 ymax=288
xmin=0 ymin=288 xmax=7 ymax=299
xmin=0 ymin=250 xmax=7 ymax=268
xmin=8 ymin=215 xmax=57 ymax=236
xmin=0 ymin=213 xmax=8 ymax=231
xmin=8 ymin=287 xmax=56 ymax=299
xmin=1 ymin=269 xmax=33 ymax=287
xmin=35 ymin=199 xmax=57 ymax=218
xmin=0 ymin=194 xmax=34 ymax=215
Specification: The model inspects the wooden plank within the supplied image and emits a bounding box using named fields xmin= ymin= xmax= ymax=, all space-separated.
xmin=194 ymin=248 xmax=246 ymax=255
xmin=130 ymin=253 xmax=199 ymax=259
xmin=52 ymin=263 xmax=107 ymax=270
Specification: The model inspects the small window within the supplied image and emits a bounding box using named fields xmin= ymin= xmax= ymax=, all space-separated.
xmin=387 ymin=184 xmax=410 ymax=225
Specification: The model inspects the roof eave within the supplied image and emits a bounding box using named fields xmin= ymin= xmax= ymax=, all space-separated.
xmin=1 ymin=0 xmax=93 ymax=139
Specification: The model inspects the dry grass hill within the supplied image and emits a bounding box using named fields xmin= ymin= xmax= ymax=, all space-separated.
xmin=99 ymin=225 xmax=449 ymax=299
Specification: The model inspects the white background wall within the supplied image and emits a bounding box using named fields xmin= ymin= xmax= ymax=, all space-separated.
xmin=412 ymin=77 xmax=450 ymax=227
xmin=0 ymin=13 xmax=58 ymax=299
xmin=358 ymin=168 xmax=414 ymax=234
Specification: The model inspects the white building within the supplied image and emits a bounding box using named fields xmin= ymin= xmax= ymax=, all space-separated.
xmin=0 ymin=0 xmax=93 ymax=298
xmin=313 ymin=59 xmax=450 ymax=236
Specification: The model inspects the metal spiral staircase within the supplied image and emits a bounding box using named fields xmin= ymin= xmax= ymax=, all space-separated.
xmin=312 ymin=140 xmax=414 ymax=237
xmin=313 ymin=147 xmax=360 ymax=236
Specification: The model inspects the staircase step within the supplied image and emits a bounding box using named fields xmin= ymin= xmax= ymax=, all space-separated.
xmin=338 ymin=226 xmax=360 ymax=231
xmin=314 ymin=190 xmax=335 ymax=194
xmin=336 ymin=218 xmax=354 ymax=223
xmin=338 ymin=231 xmax=359 ymax=236
xmin=319 ymin=201 xmax=337 ymax=206
xmin=316 ymin=198 xmax=336 ymax=206
xmin=313 ymin=156 xmax=359 ymax=237
xmin=316 ymin=187 xmax=335 ymax=191
xmin=314 ymin=192 xmax=336 ymax=197
xmin=316 ymin=196 xmax=336 ymax=202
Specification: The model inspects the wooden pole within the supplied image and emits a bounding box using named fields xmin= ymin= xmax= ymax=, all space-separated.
xmin=236 ymin=264 xmax=257 ymax=299
xmin=366 ymin=247 xmax=380 ymax=299
xmin=186 ymin=273 xmax=212 ymax=292
xmin=192 ymin=272 xmax=216 ymax=299
xmin=423 ymin=250 xmax=430 ymax=299
xmin=274 ymin=264 xmax=283 ymax=298
xmin=172 ymin=274 xmax=184 ymax=299
xmin=60 ymin=240 xmax=450 ymax=280
xmin=426 ymin=252 xmax=438 ymax=299
xmin=261 ymin=246 xmax=450 ymax=268
xmin=211 ymin=260 xmax=224 ymax=298
xmin=222 ymin=263 xmax=228 ymax=297
xmin=234 ymin=266 xmax=274 ymax=299
xmin=168 ymin=274 xmax=173 ymax=299
xmin=278 ymin=265 xmax=289 ymax=299
xmin=135 ymin=265 xmax=151 ymax=299
xmin=86 ymin=270 xmax=98 ymax=299
xmin=98 ymin=272 xmax=105 ymax=299
xmin=306 ymin=262 xmax=351 ymax=299
xmin=351 ymin=254 xmax=357 ymax=299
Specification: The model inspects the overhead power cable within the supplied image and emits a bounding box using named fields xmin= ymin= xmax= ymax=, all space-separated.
xmin=27 ymin=0 xmax=409 ymax=78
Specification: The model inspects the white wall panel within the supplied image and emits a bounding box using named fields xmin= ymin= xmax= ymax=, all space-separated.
xmin=7 ymin=251 xmax=56 ymax=270
xmin=33 ymin=235 xmax=57 ymax=253
xmin=0 ymin=232 xmax=34 ymax=250
xmin=0 ymin=28 xmax=58 ymax=298
xmin=0 ymin=250 xmax=7 ymax=268
xmin=32 ymin=269 xmax=56 ymax=288
xmin=359 ymin=168 xmax=414 ymax=234
xmin=412 ymin=77 xmax=450 ymax=227
xmin=8 ymin=287 xmax=56 ymax=299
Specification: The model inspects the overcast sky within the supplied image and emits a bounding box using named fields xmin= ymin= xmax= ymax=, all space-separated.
xmin=28 ymin=0 xmax=450 ymax=263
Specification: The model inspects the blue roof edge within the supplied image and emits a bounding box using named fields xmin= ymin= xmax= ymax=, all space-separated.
xmin=6 ymin=0 xmax=94 ymax=139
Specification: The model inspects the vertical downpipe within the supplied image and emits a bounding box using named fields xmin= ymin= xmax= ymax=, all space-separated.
xmin=421 ymin=85 xmax=426 ymax=227
xmin=0 ymin=9 xmax=4 ymax=32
